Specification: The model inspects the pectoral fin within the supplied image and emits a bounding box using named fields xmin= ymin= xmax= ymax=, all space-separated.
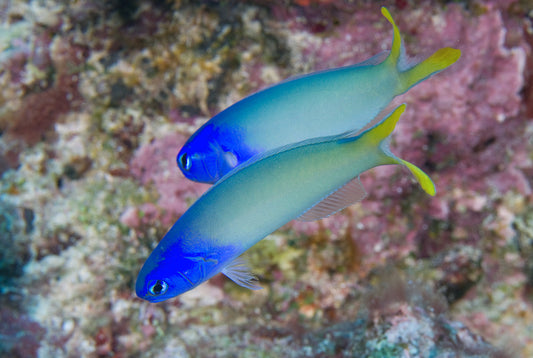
xmin=224 ymin=151 xmax=238 ymax=168
xmin=222 ymin=257 xmax=262 ymax=290
xmin=297 ymin=176 xmax=367 ymax=222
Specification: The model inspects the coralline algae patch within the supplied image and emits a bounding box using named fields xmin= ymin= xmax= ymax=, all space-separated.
xmin=125 ymin=132 xmax=210 ymax=228
xmin=0 ymin=0 xmax=532 ymax=357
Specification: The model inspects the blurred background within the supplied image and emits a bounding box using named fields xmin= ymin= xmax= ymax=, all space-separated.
xmin=0 ymin=0 xmax=532 ymax=357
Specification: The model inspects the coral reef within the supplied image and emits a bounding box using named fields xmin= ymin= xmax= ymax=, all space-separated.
xmin=127 ymin=132 xmax=209 ymax=228
xmin=0 ymin=0 xmax=532 ymax=357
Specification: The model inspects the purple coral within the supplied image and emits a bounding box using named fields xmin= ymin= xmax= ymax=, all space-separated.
xmin=0 ymin=1 xmax=531 ymax=356
xmin=288 ymin=2 xmax=529 ymax=262
xmin=126 ymin=132 xmax=210 ymax=228
xmin=0 ymin=307 xmax=46 ymax=358
xmin=3 ymin=36 xmax=88 ymax=145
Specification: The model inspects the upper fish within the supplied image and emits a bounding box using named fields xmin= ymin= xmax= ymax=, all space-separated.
xmin=136 ymin=104 xmax=435 ymax=302
xmin=177 ymin=7 xmax=461 ymax=183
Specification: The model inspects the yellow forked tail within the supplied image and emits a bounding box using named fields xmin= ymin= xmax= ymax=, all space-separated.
xmin=363 ymin=103 xmax=405 ymax=147
xmin=399 ymin=159 xmax=436 ymax=196
xmin=381 ymin=6 xmax=461 ymax=93
xmin=363 ymin=103 xmax=436 ymax=197
xmin=399 ymin=47 xmax=461 ymax=91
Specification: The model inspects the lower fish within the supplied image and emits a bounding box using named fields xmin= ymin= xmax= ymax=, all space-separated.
xmin=136 ymin=104 xmax=435 ymax=302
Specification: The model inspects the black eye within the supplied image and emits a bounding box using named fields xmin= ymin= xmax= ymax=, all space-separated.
xmin=148 ymin=280 xmax=168 ymax=296
xmin=178 ymin=153 xmax=191 ymax=171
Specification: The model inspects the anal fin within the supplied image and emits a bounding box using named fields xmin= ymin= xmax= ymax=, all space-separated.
xmin=296 ymin=176 xmax=367 ymax=222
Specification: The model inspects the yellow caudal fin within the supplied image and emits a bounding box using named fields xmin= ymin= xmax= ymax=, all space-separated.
xmin=381 ymin=6 xmax=461 ymax=93
xmin=399 ymin=159 xmax=436 ymax=196
xmin=399 ymin=47 xmax=461 ymax=91
xmin=363 ymin=103 xmax=406 ymax=147
xmin=359 ymin=102 xmax=436 ymax=197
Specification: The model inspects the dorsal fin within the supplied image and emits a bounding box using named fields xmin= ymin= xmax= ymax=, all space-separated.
xmin=354 ymin=50 xmax=389 ymax=67
xmin=297 ymin=176 xmax=367 ymax=222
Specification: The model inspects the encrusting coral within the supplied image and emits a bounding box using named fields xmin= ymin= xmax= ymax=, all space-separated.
xmin=0 ymin=0 xmax=532 ymax=356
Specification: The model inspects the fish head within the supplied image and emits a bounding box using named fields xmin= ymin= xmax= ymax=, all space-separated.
xmin=136 ymin=244 xmax=221 ymax=303
xmin=177 ymin=123 xmax=246 ymax=183
xmin=177 ymin=124 xmax=224 ymax=183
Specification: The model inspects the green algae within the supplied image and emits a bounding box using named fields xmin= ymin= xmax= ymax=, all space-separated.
xmin=366 ymin=341 xmax=403 ymax=358
xmin=245 ymin=233 xmax=306 ymax=281
xmin=0 ymin=21 xmax=32 ymax=60
xmin=0 ymin=197 xmax=28 ymax=286
xmin=72 ymin=177 xmax=150 ymax=228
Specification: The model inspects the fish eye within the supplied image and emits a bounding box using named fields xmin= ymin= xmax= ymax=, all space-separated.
xmin=178 ymin=152 xmax=191 ymax=171
xmin=148 ymin=280 xmax=168 ymax=296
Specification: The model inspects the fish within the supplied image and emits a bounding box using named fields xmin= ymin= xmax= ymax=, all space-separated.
xmin=136 ymin=104 xmax=435 ymax=302
xmin=176 ymin=7 xmax=461 ymax=183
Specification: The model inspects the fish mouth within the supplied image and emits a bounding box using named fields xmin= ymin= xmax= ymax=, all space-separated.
xmin=135 ymin=276 xmax=149 ymax=300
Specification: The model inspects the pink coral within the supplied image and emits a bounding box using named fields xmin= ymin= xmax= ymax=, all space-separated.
xmin=128 ymin=132 xmax=209 ymax=227
xmin=2 ymin=1 xmax=532 ymax=356
xmin=394 ymin=5 xmax=526 ymax=174
xmin=0 ymin=307 xmax=46 ymax=357
xmin=284 ymin=4 xmax=529 ymax=274
xmin=3 ymin=37 xmax=88 ymax=145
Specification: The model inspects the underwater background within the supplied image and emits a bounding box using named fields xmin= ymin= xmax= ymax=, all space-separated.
xmin=0 ymin=0 xmax=532 ymax=357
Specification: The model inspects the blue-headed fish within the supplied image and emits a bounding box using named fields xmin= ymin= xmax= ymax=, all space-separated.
xmin=136 ymin=104 xmax=435 ymax=302
xmin=177 ymin=7 xmax=461 ymax=183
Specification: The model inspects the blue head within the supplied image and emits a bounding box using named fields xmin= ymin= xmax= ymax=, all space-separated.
xmin=136 ymin=228 xmax=233 ymax=302
xmin=136 ymin=243 xmax=218 ymax=302
xmin=136 ymin=250 xmax=199 ymax=302
xmin=177 ymin=123 xmax=249 ymax=184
